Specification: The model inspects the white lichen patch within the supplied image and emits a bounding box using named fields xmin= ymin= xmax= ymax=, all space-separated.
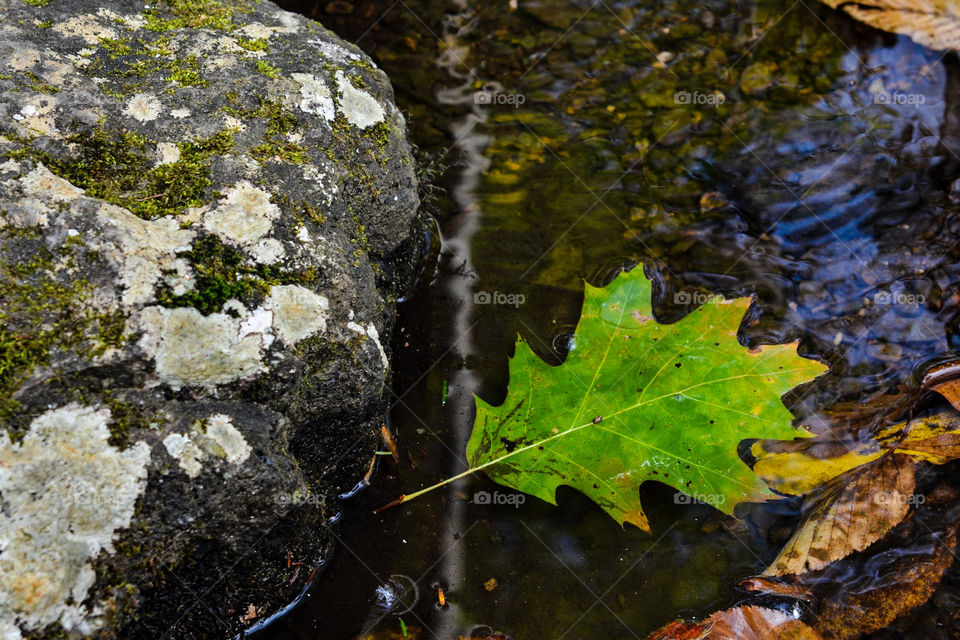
xmin=203 ymin=181 xmax=280 ymax=247
xmin=138 ymin=306 xmax=268 ymax=390
xmin=308 ymin=39 xmax=362 ymax=65
xmin=265 ymin=285 xmax=329 ymax=346
xmin=122 ymin=93 xmax=162 ymax=123
xmin=8 ymin=48 xmax=40 ymax=72
xmin=162 ymin=433 xmax=204 ymax=478
xmin=252 ymin=237 xmax=285 ymax=265
xmin=238 ymin=306 xmax=275 ymax=349
xmin=20 ymin=164 xmax=83 ymax=203
xmin=334 ymin=70 xmax=385 ymax=129
xmin=53 ymin=15 xmax=117 ymax=45
xmin=348 ymin=321 xmax=389 ymax=369
xmin=96 ymin=8 xmax=146 ymax=30
xmin=200 ymin=414 xmax=252 ymax=465
xmin=11 ymin=97 xmax=58 ymax=136
xmin=162 ymin=415 xmax=252 ymax=478
xmin=237 ymin=22 xmax=294 ymax=39
xmin=290 ymin=73 xmax=334 ymax=121
xmin=0 ymin=618 xmax=23 ymax=640
xmin=223 ymin=115 xmax=247 ymax=132
xmin=170 ymin=108 xmax=192 ymax=119
xmin=94 ymin=203 xmax=196 ymax=307
xmin=0 ymin=405 xmax=150 ymax=636
xmin=157 ymin=142 xmax=181 ymax=165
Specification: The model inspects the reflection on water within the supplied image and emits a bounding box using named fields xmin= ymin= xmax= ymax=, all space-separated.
xmin=261 ymin=0 xmax=960 ymax=637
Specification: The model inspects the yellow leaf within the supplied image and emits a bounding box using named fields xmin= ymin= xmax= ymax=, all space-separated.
xmin=752 ymin=411 xmax=960 ymax=495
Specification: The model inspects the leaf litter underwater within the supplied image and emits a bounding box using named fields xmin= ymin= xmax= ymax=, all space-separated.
xmin=262 ymin=0 xmax=960 ymax=638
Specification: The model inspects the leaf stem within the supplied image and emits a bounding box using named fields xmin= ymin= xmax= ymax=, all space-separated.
xmin=375 ymin=418 xmax=602 ymax=513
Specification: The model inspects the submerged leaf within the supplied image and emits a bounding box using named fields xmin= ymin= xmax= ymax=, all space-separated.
xmin=797 ymin=506 xmax=959 ymax=639
xmin=468 ymin=267 xmax=826 ymax=530
xmin=704 ymin=607 xmax=824 ymax=640
xmin=646 ymin=606 xmax=824 ymax=640
xmin=924 ymin=360 xmax=960 ymax=411
xmin=752 ymin=410 xmax=960 ymax=495
xmin=764 ymin=454 xmax=916 ymax=576
xmin=820 ymin=0 xmax=960 ymax=51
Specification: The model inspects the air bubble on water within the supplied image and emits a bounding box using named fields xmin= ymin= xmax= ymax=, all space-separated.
xmin=372 ymin=574 xmax=419 ymax=616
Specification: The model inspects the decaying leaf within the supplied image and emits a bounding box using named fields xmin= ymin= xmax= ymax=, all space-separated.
xmin=647 ymin=620 xmax=712 ymax=640
xmin=923 ymin=360 xmax=960 ymax=411
xmin=796 ymin=506 xmax=959 ymax=640
xmin=764 ymin=454 xmax=916 ymax=576
xmin=752 ymin=410 xmax=960 ymax=495
xmin=646 ymin=606 xmax=824 ymax=640
xmin=462 ymin=267 xmax=826 ymax=531
xmin=819 ymin=0 xmax=960 ymax=51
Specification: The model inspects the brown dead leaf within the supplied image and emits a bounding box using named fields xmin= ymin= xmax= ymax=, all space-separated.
xmin=240 ymin=603 xmax=261 ymax=623
xmin=646 ymin=607 xmax=823 ymax=640
xmin=380 ymin=424 xmax=400 ymax=461
xmin=925 ymin=360 xmax=960 ymax=411
xmin=820 ymin=0 xmax=960 ymax=51
xmin=705 ymin=607 xmax=824 ymax=640
xmin=646 ymin=620 xmax=712 ymax=640
xmin=796 ymin=507 xmax=959 ymax=640
xmin=765 ymin=454 xmax=916 ymax=576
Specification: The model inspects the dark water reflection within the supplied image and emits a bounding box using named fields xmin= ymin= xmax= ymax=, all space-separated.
xmin=260 ymin=0 xmax=960 ymax=637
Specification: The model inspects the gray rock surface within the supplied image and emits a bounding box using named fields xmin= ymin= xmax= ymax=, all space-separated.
xmin=0 ymin=0 xmax=423 ymax=637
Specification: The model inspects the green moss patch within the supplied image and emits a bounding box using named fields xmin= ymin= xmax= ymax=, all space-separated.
xmin=8 ymin=127 xmax=235 ymax=220
xmin=254 ymin=59 xmax=281 ymax=79
xmin=144 ymin=0 xmax=248 ymax=33
xmin=157 ymin=235 xmax=320 ymax=315
xmin=0 ymin=238 xmax=127 ymax=427
xmin=224 ymin=95 xmax=310 ymax=165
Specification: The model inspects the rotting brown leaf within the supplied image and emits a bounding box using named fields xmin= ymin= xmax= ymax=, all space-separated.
xmin=820 ymin=0 xmax=960 ymax=51
xmin=764 ymin=454 xmax=916 ymax=576
xmin=797 ymin=508 xmax=959 ymax=640
xmin=924 ymin=360 xmax=960 ymax=411
xmin=646 ymin=606 xmax=824 ymax=640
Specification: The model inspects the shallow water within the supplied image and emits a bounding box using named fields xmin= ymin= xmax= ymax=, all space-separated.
xmin=260 ymin=0 xmax=960 ymax=637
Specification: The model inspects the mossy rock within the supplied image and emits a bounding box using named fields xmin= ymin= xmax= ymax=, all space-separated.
xmin=0 ymin=0 xmax=424 ymax=638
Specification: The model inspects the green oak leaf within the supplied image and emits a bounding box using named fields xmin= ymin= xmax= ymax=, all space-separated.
xmin=466 ymin=267 xmax=827 ymax=531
